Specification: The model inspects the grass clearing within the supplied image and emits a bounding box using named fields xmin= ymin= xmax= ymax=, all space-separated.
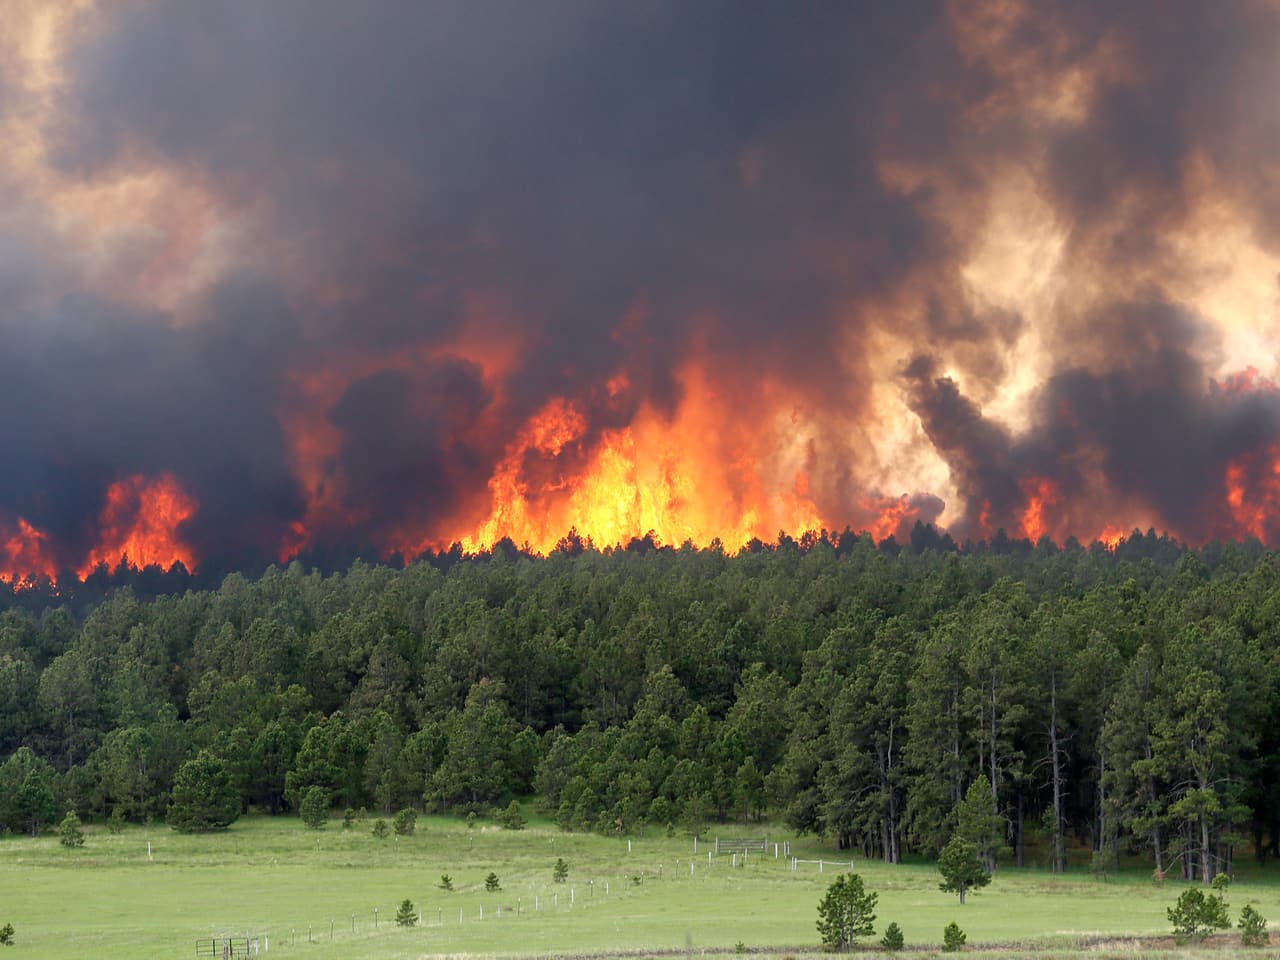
xmin=4 ymin=813 xmax=1280 ymax=958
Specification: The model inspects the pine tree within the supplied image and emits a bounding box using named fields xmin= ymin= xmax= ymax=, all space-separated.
xmin=58 ymin=810 xmax=85 ymax=848
xmin=938 ymin=837 xmax=990 ymax=904
xmin=167 ymin=753 xmax=240 ymax=833
xmin=485 ymin=872 xmax=501 ymax=892
xmin=880 ymin=922 xmax=905 ymax=950
xmin=942 ymin=922 xmax=966 ymax=951
xmin=553 ymin=858 xmax=569 ymax=883
xmin=392 ymin=808 xmax=417 ymax=836
xmin=395 ymin=899 xmax=417 ymax=927
xmin=1239 ymin=904 xmax=1269 ymax=947
xmin=815 ymin=873 xmax=878 ymax=950
xmin=300 ymin=786 xmax=330 ymax=830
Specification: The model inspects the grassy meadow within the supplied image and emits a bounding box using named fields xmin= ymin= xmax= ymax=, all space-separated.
xmin=5 ymin=811 xmax=1280 ymax=959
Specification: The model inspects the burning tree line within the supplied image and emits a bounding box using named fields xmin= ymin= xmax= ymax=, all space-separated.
xmin=0 ymin=533 xmax=1277 ymax=881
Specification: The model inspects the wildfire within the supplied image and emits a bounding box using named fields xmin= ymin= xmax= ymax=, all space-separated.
xmin=1095 ymin=524 xmax=1125 ymax=550
xmin=1 ymin=517 xmax=58 ymax=583
xmin=1020 ymin=476 xmax=1062 ymax=542
xmin=858 ymin=493 xmax=921 ymax=543
xmin=425 ymin=366 xmax=831 ymax=555
xmin=1224 ymin=449 xmax=1280 ymax=543
xmin=77 ymin=474 xmax=198 ymax=577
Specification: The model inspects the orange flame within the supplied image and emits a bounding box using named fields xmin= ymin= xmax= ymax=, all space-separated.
xmin=78 ymin=474 xmax=198 ymax=577
xmin=1096 ymin=524 xmax=1125 ymax=550
xmin=857 ymin=493 xmax=921 ymax=543
xmin=419 ymin=365 xmax=830 ymax=555
xmin=1224 ymin=449 xmax=1280 ymax=542
xmin=1020 ymin=476 xmax=1062 ymax=542
xmin=1 ymin=517 xmax=58 ymax=583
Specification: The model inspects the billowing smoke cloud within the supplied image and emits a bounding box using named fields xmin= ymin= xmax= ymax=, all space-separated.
xmin=2 ymin=0 xmax=1280 ymax=577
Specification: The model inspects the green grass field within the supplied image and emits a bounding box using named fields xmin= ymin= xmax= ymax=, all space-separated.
xmin=5 ymin=811 xmax=1280 ymax=959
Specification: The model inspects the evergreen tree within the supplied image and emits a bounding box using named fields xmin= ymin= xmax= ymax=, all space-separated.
xmin=954 ymin=775 xmax=1007 ymax=872
xmin=1239 ymin=904 xmax=1269 ymax=947
xmin=880 ymin=922 xmax=904 ymax=950
xmin=485 ymin=872 xmax=501 ymax=892
xmin=299 ymin=786 xmax=330 ymax=829
xmin=553 ymin=857 xmax=569 ymax=883
xmin=942 ymin=922 xmax=966 ymax=951
xmin=938 ymin=837 xmax=990 ymax=904
xmin=58 ymin=810 xmax=85 ymax=848
xmin=395 ymin=899 xmax=417 ymax=927
xmin=1168 ymin=887 xmax=1230 ymax=943
xmin=815 ymin=873 xmax=878 ymax=950
xmin=392 ymin=807 xmax=417 ymax=836
xmin=167 ymin=753 xmax=240 ymax=833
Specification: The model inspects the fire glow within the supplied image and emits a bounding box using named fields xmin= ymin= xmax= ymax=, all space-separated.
xmin=0 ymin=474 xmax=198 ymax=584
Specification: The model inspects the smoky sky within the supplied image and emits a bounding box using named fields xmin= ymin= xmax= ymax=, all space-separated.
xmin=4 ymin=0 xmax=1280 ymax=571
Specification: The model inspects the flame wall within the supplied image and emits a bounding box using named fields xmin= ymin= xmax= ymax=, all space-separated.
xmin=2 ymin=0 xmax=1280 ymax=579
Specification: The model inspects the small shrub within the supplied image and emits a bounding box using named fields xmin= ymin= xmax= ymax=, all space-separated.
xmin=734 ymin=941 xmax=747 ymax=954
xmin=466 ymin=811 xmax=477 ymax=830
xmin=1168 ymin=887 xmax=1230 ymax=943
xmin=356 ymin=806 xmax=368 ymax=822
xmin=393 ymin=808 xmax=417 ymax=836
xmin=1212 ymin=872 xmax=1231 ymax=891
xmin=553 ymin=857 xmax=569 ymax=883
xmin=942 ymin=921 xmax=966 ymax=952
xmin=299 ymin=786 xmax=330 ymax=830
xmin=881 ymin=921 xmax=905 ymax=951
xmin=484 ymin=872 xmax=501 ymax=892
xmin=107 ymin=807 xmax=127 ymax=835
xmin=1240 ymin=904 xmax=1270 ymax=947
xmin=0 ymin=922 xmax=13 ymax=946
xmin=342 ymin=807 xmax=355 ymax=830
xmin=438 ymin=874 xmax=454 ymax=891
xmin=395 ymin=898 xmax=417 ymax=927
xmin=58 ymin=810 xmax=85 ymax=848
xmin=498 ymin=800 xmax=526 ymax=830
xmin=371 ymin=819 xmax=388 ymax=838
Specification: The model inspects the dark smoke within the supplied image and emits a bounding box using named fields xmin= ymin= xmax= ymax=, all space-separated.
xmin=0 ymin=0 xmax=1276 ymax=570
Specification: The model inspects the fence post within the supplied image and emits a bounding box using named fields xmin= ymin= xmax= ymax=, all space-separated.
xmin=715 ymin=837 xmax=720 ymax=855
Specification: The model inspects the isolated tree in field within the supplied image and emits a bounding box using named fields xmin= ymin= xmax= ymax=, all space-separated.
xmin=1168 ymin=887 xmax=1230 ymax=943
xmin=0 ymin=922 xmax=12 ymax=945
xmin=438 ymin=874 xmax=453 ymax=890
xmin=942 ymin=922 xmax=966 ymax=951
xmin=58 ymin=810 xmax=85 ymax=847
xmin=815 ymin=873 xmax=878 ymax=950
xmin=938 ymin=837 xmax=989 ymax=904
xmin=880 ymin=922 xmax=904 ymax=950
xmin=300 ymin=786 xmax=330 ymax=829
xmin=553 ymin=857 xmax=569 ymax=883
xmin=1239 ymin=904 xmax=1269 ymax=947
xmin=485 ymin=872 xmax=501 ymax=892
xmin=393 ymin=807 xmax=416 ymax=836
xmin=395 ymin=899 xmax=417 ymax=927
xmin=371 ymin=818 xmax=388 ymax=838
xmin=954 ymin=775 xmax=1007 ymax=872
xmin=167 ymin=752 xmax=240 ymax=833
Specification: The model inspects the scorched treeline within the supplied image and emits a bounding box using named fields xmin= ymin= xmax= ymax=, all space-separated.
xmin=0 ymin=530 xmax=1275 ymax=883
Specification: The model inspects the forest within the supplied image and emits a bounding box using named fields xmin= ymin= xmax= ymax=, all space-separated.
xmin=1 ymin=526 xmax=1277 ymax=887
